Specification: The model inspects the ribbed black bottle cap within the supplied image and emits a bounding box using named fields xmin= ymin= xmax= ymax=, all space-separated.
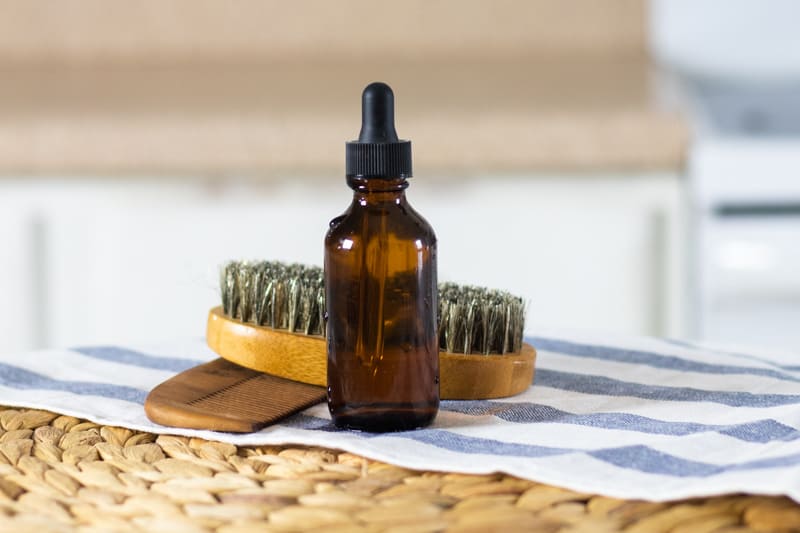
xmin=346 ymin=82 xmax=412 ymax=178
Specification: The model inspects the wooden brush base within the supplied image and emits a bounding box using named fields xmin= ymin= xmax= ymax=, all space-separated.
xmin=206 ymin=307 xmax=536 ymax=400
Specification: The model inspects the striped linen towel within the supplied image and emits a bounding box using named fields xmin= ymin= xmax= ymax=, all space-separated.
xmin=1 ymin=332 xmax=799 ymax=503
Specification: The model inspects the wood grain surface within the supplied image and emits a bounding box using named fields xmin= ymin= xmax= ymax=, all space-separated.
xmin=144 ymin=359 xmax=326 ymax=433
xmin=206 ymin=306 xmax=537 ymax=400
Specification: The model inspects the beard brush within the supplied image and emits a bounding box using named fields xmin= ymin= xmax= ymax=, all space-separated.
xmin=209 ymin=261 xmax=535 ymax=399
xmin=145 ymin=261 xmax=536 ymax=433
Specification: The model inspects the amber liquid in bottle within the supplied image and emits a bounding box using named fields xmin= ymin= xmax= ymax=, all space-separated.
xmin=325 ymin=175 xmax=439 ymax=432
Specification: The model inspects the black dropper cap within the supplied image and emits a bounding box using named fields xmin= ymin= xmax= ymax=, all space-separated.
xmin=346 ymin=82 xmax=412 ymax=179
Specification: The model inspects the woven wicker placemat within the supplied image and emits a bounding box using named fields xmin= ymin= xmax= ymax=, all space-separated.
xmin=0 ymin=406 xmax=798 ymax=532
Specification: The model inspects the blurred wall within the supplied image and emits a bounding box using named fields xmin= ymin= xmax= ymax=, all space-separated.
xmin=650 ymin=0 xmax=800 ymax=81
xmin=0 ymin=0 xmax=646 ymax=66
xmin=0 ymin=0 xmax=671 ymax=178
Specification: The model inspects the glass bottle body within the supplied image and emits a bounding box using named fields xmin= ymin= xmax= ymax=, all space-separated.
xmin=324 ymin=176 xmax=439 ymax=432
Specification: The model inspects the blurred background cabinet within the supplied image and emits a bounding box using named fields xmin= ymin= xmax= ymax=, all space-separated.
xmin=0 ymin=174 xmax=684 ymax=353
xmin=0 ymin=0 xmax=697 ymax=354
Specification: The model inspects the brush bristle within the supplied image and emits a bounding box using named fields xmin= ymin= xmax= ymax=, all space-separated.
xmin=437 ymin=283 xmax=525 ymax=355
xmin=221 ymin=261 xmax=325 ymax=336
xmin=220 ymin=261 xmax=525 ymax=355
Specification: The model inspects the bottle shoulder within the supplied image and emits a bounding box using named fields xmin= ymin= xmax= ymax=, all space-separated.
xmin=402 ymin=200 xmax=437 ymax=240
xmin=325 ymin=197 xmax=436 ymax=246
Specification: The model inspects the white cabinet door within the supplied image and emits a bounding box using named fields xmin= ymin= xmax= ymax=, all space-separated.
xmin=415 ymin=175 xmax=685 ymax=337
xmin=43 ymin=182 xmax=347 ymax=347
xmin=6 ymin=174 xmax=684 ymax=351
xmin=0 ymin=207 xmax=38 ymax=354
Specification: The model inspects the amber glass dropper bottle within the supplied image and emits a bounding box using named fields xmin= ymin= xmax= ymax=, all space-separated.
xmin=324 ymin=82 xmax=439 ymax=432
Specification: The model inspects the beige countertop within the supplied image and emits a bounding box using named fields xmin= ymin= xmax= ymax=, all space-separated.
xmin=0 ymin=58 xmax=688 ymax=177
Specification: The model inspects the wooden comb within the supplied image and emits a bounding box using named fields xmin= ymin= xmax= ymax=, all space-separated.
xmin=144 ymin=358 xmax=325 ymax=433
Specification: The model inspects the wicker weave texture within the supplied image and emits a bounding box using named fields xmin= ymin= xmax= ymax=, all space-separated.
xmin=0 ymin=407 xmax=797 ymax=532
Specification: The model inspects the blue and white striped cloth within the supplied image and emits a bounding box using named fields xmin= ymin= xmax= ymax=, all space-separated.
xmin=1 ymin=331 xmax=800 ymax=503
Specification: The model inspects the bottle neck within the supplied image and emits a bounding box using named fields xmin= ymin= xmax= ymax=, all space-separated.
xmin=347 ymin=176 xmax=409 ymax=205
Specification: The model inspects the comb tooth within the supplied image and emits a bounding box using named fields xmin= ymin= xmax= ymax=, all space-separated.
xmin=189 ymin=373 xmax=325 ymax=416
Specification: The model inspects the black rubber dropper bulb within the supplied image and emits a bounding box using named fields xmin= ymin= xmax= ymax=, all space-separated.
xmin=358 ymin=82 xmax=399 ymax=143
xmin=346 ymin=82 xmax=412 ymax=179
